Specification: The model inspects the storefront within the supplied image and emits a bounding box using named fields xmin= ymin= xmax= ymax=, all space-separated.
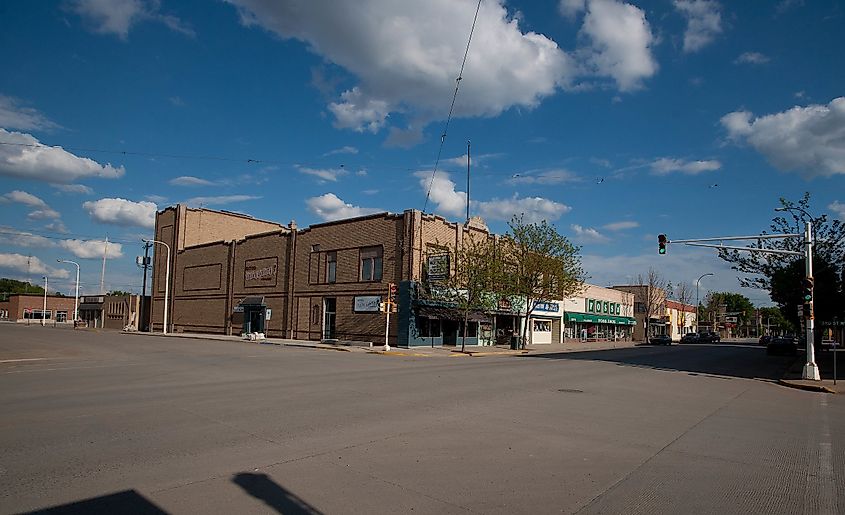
xmin=564 ymin=312 xmax=636 ymax=341
xmin=562 ymin=284 xmax=636 ymax=342
xmin=528 ymin=301 xmax=563 ymax=345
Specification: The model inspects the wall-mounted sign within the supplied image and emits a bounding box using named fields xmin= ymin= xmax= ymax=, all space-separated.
xmin=244 ymin=257 xmax=278 ymax=287
xmin=233 ymin=306 xmax=244 ymax=313
xmin=426 ymin=254 xmax=450 ymax=282
xmin=533 ymin=301 xmax=560 ymax=313
xmin=265 ymin=308 xmax=272 ymax=320
xmin=354 ymin=296 xmax=382 ymax=312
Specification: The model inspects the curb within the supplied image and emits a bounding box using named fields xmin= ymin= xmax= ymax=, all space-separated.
xmin=777 ymin=379 xmax=836 ymax=394
xmin=121 ymin=331 xmax=354 ymax=352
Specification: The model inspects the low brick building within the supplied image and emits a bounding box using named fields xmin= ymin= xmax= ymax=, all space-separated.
xmin=150 ymin=205 xmax=508 ymax=347
xmin=0 ymin=294 xmax=77 ymax=324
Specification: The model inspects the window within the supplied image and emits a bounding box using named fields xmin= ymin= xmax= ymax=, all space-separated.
xmin=311 ymin=305 xmax=320 ymax=326
xmin=635 ymin=302 xmax=646 ymax=313
xmin=533 ymin=320 xmax=552 ymax=332
xmin=311 ymin=244 xmax=320 ymax=252
xmin=24 ymin=309 xmax=51 ymax=320
xmin=56 ymin=311 xmax=68 ymax=322
xmin=360 ymin=246 xmax=383 ymax=282
xmin=326 ymin=252 xmax=337 ymax=284
xmin=418 ymin=317 xmax=441 ymax=338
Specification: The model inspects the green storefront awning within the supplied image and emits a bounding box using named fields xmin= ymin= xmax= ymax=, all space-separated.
xmin=564 ymin=312 xmax=636 ymax=325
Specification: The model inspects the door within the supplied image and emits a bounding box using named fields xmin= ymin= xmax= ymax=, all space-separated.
xmin=323 ymin=298 xmax=336 ymax=340
xmin=442 ymin=320 xmax=459 ymax=345
xmin=244 ymin=307 xmax=265 ymax=333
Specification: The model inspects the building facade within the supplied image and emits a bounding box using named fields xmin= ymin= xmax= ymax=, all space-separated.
xmin=150 ymin=205 xmax=507 ymax=347
xmin=79 ymin=295 xmax=147 ymax=330
xmin=0 ymin=294 xmax=77 ymax=324
xmin=611 ymin=285 xmax=667 ymax=341
xmin=561 ymin=284 xmax=635 ymax=341
xmin=665 ymin=300 xmax=697 ymax=340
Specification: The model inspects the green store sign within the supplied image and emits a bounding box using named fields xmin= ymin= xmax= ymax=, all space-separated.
xmin=565 ymin=312 xmax=636 ymax=325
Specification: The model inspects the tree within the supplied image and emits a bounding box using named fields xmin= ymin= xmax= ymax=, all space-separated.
xmin=634 ymin=268 xmax=666 ymax=341
xmin=675 ymin=281 xmax=694 ymax=333
xmin=499 ymin=215 xmax=585 ymax=348
xmin=758 ymin=306 xmax=794 ymax=335
xmin=0 ymin=278 xmax=45 ymax=301
xmin=434 ymin=236 xmax=503 ymax=352
xmin=718 ymin=193 xmax=845 ymax=335
xmin=703 ymin=291 xmax=755 ymax=336
xmin=107 ymin=290 xmax=132 ymax=297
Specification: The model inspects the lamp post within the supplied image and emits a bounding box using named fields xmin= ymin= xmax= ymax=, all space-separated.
xmin=57 ymin=259 xmax=80 ymax=322
xmin=696 ymin=273 xmax=714 ymax=333
xmin=42 ymin=276 xmax=48 ymax=326
xmin=775 ymin=206 xmax=820 ymax=381
xmin=143 ymin=239 xmax=171 ymax=335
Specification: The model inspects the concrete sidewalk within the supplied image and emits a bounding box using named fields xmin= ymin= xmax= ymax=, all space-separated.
xmin=778 ymin=353 xmax=842 ymax=393
xmin=124 ymin=330 xmax=642 ymax=358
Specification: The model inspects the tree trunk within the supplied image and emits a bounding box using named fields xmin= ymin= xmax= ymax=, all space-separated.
xmin=462 ymin=311 xmax=468 ymax=353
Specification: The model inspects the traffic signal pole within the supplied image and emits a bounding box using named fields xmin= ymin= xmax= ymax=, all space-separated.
xmin=661 ymin=226 xmax=821 ymax=380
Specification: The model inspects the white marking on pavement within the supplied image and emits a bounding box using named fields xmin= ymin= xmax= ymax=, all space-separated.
xmin=0 ymin=358 xmax=51 ymax=363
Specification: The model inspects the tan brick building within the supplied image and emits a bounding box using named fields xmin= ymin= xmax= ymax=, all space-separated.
xmin=150 ymin=205 xmax=508 ymax=347
xmin=0 ymin=294 xmax=77 ymax=324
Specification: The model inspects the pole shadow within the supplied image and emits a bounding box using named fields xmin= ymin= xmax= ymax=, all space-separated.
xmin=232 ymin=472 xmax=323 ymax=515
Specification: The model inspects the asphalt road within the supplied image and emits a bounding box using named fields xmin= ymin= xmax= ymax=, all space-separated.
xmin=1 ymin=324 xmax=842 ymax=514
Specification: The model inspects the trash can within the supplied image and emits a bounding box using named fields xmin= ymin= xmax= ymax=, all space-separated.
xmin=510 ymin=336 xmax=520 ymax=350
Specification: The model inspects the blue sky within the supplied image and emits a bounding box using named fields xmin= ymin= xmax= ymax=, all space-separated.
xmin=1 ymin=0 xmax=844 ymax=305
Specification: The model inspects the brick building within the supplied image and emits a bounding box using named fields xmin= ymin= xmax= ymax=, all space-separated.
xmin=0 ymin=294 xmax=77 ymax=324
xmin=150 ymin=205 xmax=508 ymax=347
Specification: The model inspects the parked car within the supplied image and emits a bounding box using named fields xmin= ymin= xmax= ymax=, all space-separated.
xmin=680 ymin=333 xmax=700 ymax=344
xmin=649 ymin=334 xmax=672 ymax=345
xmin=699 ymin=331 xmax=721 ymax=343
xmin=767 ymin=336 xmax=798 ymax=356
xmin=759 ymin=335 xmax=772 ymax=346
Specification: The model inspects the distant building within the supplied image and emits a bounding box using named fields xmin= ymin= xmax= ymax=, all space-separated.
xmin=79 ymin=295 xmax=147 ymax=330
xmin=611 ymin=285 xmax=667 ymax=341
xmin=665 ymin=300 xmax=696 ymax=340
xmin=0 ymin=294 xmax=77 ymax=324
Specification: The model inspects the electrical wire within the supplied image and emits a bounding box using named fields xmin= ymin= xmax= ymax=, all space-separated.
xmin=422 ymin=0 xmax=482 ymax=214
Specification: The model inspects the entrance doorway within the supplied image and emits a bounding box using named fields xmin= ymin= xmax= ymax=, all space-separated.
xmin=442 ymin=320 xmax=459 ymax=345
xmin=323 ymin=298 xmax=336 ymax=340
xmin=244 ymin=306 xmax=265 ymax=334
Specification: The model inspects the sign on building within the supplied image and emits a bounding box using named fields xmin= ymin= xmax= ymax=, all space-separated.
xmin=353 ymin=296 xmax=382 ymax=312
xmin=426 ymin=254 xmax=450 ymax=282
xmin=533 ymin=301 xmax=560 ymax=313
xmin=244 ymin=258 xmax=278 ymax=287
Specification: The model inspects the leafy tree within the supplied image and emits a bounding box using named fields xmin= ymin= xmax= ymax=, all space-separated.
xmin=758 ymin=306 xmax=794 ymax=335
xmin=434 ymin=236 xmax=503 ymax=352
xmin=0 ymin=278 xmax=45 ymax=300
xmin=499 ymin=215 xmax=585 ymax=348
xmin=702 ymin=291 xmax=755 ymax=335
xmin=107 ymin=290 xmax=132 ymax=297
xmin=718 ymin=193 xmax=845 ymax=334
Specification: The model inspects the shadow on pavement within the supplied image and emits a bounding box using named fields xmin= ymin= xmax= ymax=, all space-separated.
xmin=523 ymin=344 xmax=796 ymax=381
xmin=232 ymin=472 xmax=323 ymax=515
xmin=23 ymin=490 xmax=167 ymax=514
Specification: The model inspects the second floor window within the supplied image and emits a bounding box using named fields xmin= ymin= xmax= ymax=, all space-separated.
xmin=326 ymin=251 xmax=337 ymax=283
xmin=360 ymin=246 xmax=383 ymax=282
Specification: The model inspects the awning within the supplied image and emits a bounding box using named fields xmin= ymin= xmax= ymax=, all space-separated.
xmin=416 ymin=305 xmax=490 ymax=322
xmin=564 ymin=312 xmax=636 ymax=325
xmin=238 ymin=296 xmax=266 ymax=306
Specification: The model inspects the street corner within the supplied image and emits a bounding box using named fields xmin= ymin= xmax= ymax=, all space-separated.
xmin=777 ymin=379 xmax=838 ymax=394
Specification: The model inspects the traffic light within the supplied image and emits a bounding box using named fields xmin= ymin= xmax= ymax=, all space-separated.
xmin=388 ymin=282 xmax=397 ymax=302
xmin=658 ymin=234 xmax=667 ymax=255
xmin=802 ymin=277 xmax=814 ymax=303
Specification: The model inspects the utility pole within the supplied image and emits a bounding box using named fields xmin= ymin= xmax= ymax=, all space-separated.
xmin=42 ymin=276 xmax=47 ymax=326
xmin=466 ymin=140 xmax=471 ymax=224
xmin=100 ymin=237 xmax=109 ymax=294
xmin=138 ymin=242 xmax=151 ymax=331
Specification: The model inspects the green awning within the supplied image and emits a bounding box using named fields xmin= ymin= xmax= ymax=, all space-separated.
xmin=564 ymin=312 xmax=636 ymax=325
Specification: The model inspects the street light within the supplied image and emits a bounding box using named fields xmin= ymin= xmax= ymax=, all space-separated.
xmin=774 ymin=206 xmax=819 ymax=381
xmin=143 ymin=239 xmax=171 ymax=335
xmin=696 ymin=273 xmax=714 ymax=333
xmin=57 ymin=259 xmax=80 ymax=322
xmin=42 ymin=276 xmax=48 ymax=326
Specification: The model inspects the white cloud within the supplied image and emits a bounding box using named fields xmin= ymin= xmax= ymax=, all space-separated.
xmin=603 ymin=220 xmax=639 ymax=231
xmin=169 ymin=176 xmax=217 ymax=187
xmin=578 ymin=0 xmax=659 ymax=91
xmin=446 ymin=152 xmax=504 ymax=168
xmin=83 ymin=198 xmax=157 ymax=228
xmin=2 ymin=190 xmax=48 ymax=208
xmin=829 ymin=201 xmax=845 ymax=220
xmin=145 ymin=194 xmax=167 ymax=203
xmin=297 ymin=166 xmax=349 ymax=182
xmin=0 ymin=95 xmax=60 ymax=131
xmin=650 ymin=158 xmax=722 ymax=175
xmin=734 ymin=52 xmax=770 ymax=65
xmin=509 ymin=169 xmax=581 ymax=185
xmin=571 ymin=224 xmax=609 ymax=243
xmin=674 ymin=0 xmax=722 ymax=53
xmin=27 ymin=208 xmax=61 ymax=220
xmin=51 ymin=183 xmax=94 ymax=195
xmin=559 ymin=0 xmax=586 ymax=19
xmin=1 ymin=228 xmax=55 ymax=249
xmin=306 ymin=193 xmax=382 ymax=222
xmin=417 ymin=170 xmax=571 ymax=222
xmin=324 ymin=146 xmax=359 ymax=156
xmin=69 ymin=0 xmax=194 ymax=40
xmin=415 ymin=170 xmax=467 ymax=218
xmin=184 ymin=195 xmax=260 ymax=207
xmin=59 ymin=239 xmax=124 ymax=260
xmin=45 ymin=221 xmax=69 ymax=234
xmin=0 ymin=129 xmax=125 ymax=183
xmin=0 ymin=253 xmax=69 ymax=279
xmin=476 ymin=196 xmax=571 ymax=223
xmin=226 ymin=0 xmax=574 ymax=132
xmin=721 ymin=97 xmax=845 ymax=178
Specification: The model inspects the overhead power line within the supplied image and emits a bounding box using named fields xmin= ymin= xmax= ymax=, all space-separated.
xmin=422 ymin=0 xmax=483 ymax=214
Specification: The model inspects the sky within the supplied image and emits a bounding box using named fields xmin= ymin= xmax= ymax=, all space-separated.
xmin=1 ymin=0 xmax=844 ymax=306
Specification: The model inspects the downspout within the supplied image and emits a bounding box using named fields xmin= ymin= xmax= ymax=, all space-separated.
xmin=287 ymin=222 xmax=298 ymax=339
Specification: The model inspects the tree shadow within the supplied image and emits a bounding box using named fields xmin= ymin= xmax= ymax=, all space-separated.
xmin=232 ymin=472 xmax=323 ymax=515
xmin=522 ymin=344 xmax=797 ymax=382
xmin=23 ymin=490 xmax=167 ymax=514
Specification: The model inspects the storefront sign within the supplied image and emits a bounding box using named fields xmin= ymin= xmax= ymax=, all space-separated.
xmin=354 ymin=296 xmax=382 ymax=312
xmin=565 ymin=312 xmax=636 ymax=325
xmin=244 ymin=258 xmax=278 ymax=286
xmin=533 ymin=301 xmax=560 ymax=313
xmin=426 ymin=254 xmax=450 ymax=282
xmin=265 ymin=308 xmax=272 ymax=320
xmin=233 ymin=306 xmax=244 ymax=313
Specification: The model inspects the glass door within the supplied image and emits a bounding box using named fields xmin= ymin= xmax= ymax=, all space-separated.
xmin=323 ymin=298 xmax=336 ymax=339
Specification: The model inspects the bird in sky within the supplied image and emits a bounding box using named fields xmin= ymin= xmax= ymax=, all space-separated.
xmin=596 ymin=177 xmax=605 ymax=184
xmin=709 ymin=183 xmax=719 ymax=188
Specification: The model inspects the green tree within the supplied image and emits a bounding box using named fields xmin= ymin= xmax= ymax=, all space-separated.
xmin=434 ymin=236 xmax=503 ymax=352
xmin=703 ymin=291 xmax=755 ymax=335
xmin=107 ymin=290 xmax=132 ymax=297
xmin=499 ymin=215 xmax=585 ymax=348
xmin=718 ymin=193 xmax=845 ymax=334
xmin=758 ymin=306 xmax=794 ymax=335
xmin=0 ymin=278 xmax=45 ymax=300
